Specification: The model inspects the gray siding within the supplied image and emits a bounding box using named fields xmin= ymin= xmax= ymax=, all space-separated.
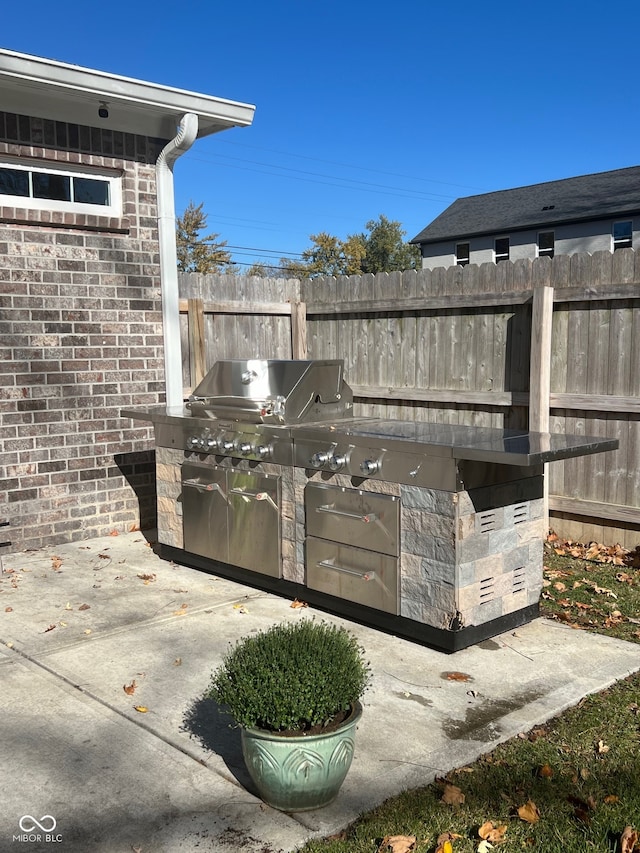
xmin=420 ymin=216 xmax=639 ymax=270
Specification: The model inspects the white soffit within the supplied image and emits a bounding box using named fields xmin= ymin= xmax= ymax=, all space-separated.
xmin=0 ymin=48 xmax=255 ymax=140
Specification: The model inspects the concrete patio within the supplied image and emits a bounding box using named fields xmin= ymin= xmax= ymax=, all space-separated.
xmin=1 ymin=531 xmax=638 ymax=852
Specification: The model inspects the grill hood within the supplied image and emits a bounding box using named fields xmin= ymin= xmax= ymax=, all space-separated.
xmin=186 ymin=359 xmax=353 ymax=424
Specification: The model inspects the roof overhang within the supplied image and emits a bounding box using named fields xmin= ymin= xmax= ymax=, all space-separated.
xmin=0 ymin=48 xmax=255 ymax=140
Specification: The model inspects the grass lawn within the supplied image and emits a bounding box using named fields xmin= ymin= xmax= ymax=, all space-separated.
xmin=300 ymin=537 xmax=640 ymax=853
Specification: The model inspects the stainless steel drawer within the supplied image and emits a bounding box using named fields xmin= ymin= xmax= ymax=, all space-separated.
xmin=306 ymin=536 xmax=399 ymax=614
xmin=305 ymin=483 xmax=399 ymax=556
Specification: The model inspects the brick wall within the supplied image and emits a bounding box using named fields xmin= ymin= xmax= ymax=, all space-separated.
xmin=0 ymin=112 xmax=167 ymax=549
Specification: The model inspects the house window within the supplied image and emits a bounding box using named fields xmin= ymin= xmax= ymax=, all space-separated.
xmin=0 ymin=159 xmax=121 ymax=216
xmin=455 ymin=242 xmax=470 ymax=266
xmin=495 ymin=237 xmax=510 ymax=263
xmin=537 ymin=231 xmax=555 ymax=258
xmin=613 ymin=221 xmax=633 ymax=250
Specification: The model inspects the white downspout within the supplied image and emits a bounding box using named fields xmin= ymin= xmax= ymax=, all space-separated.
xmin=156 ymin=112 xmax=199 ymax=408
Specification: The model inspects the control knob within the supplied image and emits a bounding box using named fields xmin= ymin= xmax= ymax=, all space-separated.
xmin=221 ymin=439 xmax=235 ymax=453
xmin=252 ymin=443 xmax=270 ymax=459
xmin=310 ymin=451 xmax=330 ymax=468
xmin=328 ymin=454 xmax=347 ymax=472
xmin=187 ymin=435 xmax=200 ymax=450
xmin=360 ymin=458 xmax=381 ymax=476
xmin=236 ymin=441 xmax=252 ymax=455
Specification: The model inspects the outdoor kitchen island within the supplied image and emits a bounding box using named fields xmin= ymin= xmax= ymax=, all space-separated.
xmin=123 ymin=360 xmax=618 ymax=652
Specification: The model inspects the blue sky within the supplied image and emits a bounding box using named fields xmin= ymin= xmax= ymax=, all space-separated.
xmin=3 ymin=1 xmax=639 ymax=272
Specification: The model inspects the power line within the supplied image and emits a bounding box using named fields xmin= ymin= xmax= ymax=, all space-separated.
xmin=213 ymin=137 xmax=487 ymax=193
xmin=184 ymin=153 xmax=455 ymax=203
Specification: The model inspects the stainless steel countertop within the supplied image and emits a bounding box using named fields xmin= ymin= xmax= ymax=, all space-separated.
xmin=121 ymin=407 xmax=618 ymax=467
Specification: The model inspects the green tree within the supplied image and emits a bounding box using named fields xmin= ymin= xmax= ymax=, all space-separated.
xmin=176 ymin=201 xmax=233 ymax=273
xmin=280 ymin=215 xmax=419 ymax=278
xmin=359 ymin=215 xmax=421 ymax=273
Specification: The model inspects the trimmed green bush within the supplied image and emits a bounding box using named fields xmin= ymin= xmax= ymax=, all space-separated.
xmin=208 ymin=619 xmax=371 ymax=732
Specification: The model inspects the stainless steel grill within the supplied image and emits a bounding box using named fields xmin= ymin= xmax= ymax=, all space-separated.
xmin=186 ymin=358 xmax=353 ymax=424
xmin=123 ymin=358 xmax=619 ymax=651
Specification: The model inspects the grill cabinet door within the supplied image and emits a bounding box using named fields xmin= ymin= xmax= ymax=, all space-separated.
xmin=227 ymin=470 xmax=281 ymax=577
xmin=181 ymin=463 xmax=228 ymax=563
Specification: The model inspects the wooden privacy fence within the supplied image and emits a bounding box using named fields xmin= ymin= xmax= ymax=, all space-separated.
xmin=178 ymin=251 xmax=640 ymax=548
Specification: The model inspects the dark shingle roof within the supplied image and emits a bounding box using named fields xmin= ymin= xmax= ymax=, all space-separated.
xmin=410 ymin=165 xmax=640 ymax=245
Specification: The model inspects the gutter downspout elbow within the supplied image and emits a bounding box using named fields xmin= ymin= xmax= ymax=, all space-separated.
xmin=156 ymin=112 xmax=199 ymax=408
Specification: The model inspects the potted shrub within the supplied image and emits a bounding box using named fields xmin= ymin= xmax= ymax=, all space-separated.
xmin=208 ymin=618 xmax=371 ymax=812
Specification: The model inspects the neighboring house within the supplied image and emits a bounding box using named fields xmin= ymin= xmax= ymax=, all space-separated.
xmin=0 ymin=49 xmax=254 ymax=550
xmin=411 ymin=165 xmax=640 ymax=270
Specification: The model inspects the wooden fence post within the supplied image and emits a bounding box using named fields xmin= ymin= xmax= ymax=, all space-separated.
xmin=290 ymin=301 xmax=307 ymax=359
xmin=529 ymin=286 xmax=554 ymax=432
xmin=529 ymin=285 xmax=554 ymax=529
xmin=187 ymin=298 xmax=206 ymax=390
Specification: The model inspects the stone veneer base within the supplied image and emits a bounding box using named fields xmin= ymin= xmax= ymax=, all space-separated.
xmin=155 ymin=444 xmax=545 ymax=645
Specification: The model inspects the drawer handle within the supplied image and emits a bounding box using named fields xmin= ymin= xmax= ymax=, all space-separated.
xmin=317 ymin=559 xmax=376 ymax=582
xmin=316 ymin=504 xmax=378 ymax=524
xmin=183 ymin=478 xmax=229 ymax=501
xmin=229 ymin=488 xmax=278 ymax=511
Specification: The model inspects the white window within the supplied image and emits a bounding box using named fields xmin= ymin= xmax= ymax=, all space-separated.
xmin=537 ymin=231 xmax=555 ymax=258
xmin=495 ymin=237 xmax=510 ymax=263
xmin=613 ymin=221 xmax=632 ymax=250
xmin=455 ymin=242 xmax=470 ymax=266
xmin=0 ymin=159 xmax=122 ymax=217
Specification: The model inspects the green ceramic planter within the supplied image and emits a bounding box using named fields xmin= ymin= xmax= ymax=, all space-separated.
xmin=240 ymin=701 xmax=362 ymax=812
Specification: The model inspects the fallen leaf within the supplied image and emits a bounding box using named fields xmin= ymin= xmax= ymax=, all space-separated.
xmin=597 ymin=740 xmax=610 ymax=754
xmin=43 ymin=623 xmax=56 ymax=632
xmin=444 ymin=671 xmax=473 ymax=682
xmin=517 ymin=800 xmax=540 ymax=823
xmin=123 ymin=680 xmax=137 ymax=696
xmin=441 ymin=783 xmax=465 ymax=805
xmin=478 ymin=821 xmax=507 ymax=843
xmin=435 ymin=832 xmax=463 ymax=853
xmin=173 ymin=657 xmax=182 ymax=666
xmin=290 ymin=598 xmax=308 ymax=608
xmin=137 ymin=573 xmax=156 ymax=583
xmin=377 ymin=835 xmax=416 ymax=853
xmin=78 ymin=603 xmax=90 ymax=611
xmin=477 ymin=842 xmax=494 ymax=853
xmin=109 ymin=529 xmax=119 ymax=536
xmin=621 ymin=826 xmax=638 ymax=853
xmin=538 ymin=763 xmax=554 ymax=778
xmin=64 ymin=602 xmax=73 ymax=611
xmin=574 ymin=807 xmax=591 ymax=824
xmin=616 ymin=572 xmax=634 ymax=584
xmin=553 ymin=582 xmax=567 ymax=591
xmin=83 ymin=629 xmax=92 ymax=635
xmin=133 ymin=705 xmax=148 ymax=713
xmin=233 ymin=603 xmax=248 ymax=613
xmin=604 ymin=794 xmax=619 ymax=804
xmin=51 ymin=556 xmax=62 ymax=570
xmin=4 ymin=606 xmax=13 ymax=612
xmin=173 ymin=607 xmax=188 ymax=616
xmin=129 ymin=523 xmax=140 ymax=532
